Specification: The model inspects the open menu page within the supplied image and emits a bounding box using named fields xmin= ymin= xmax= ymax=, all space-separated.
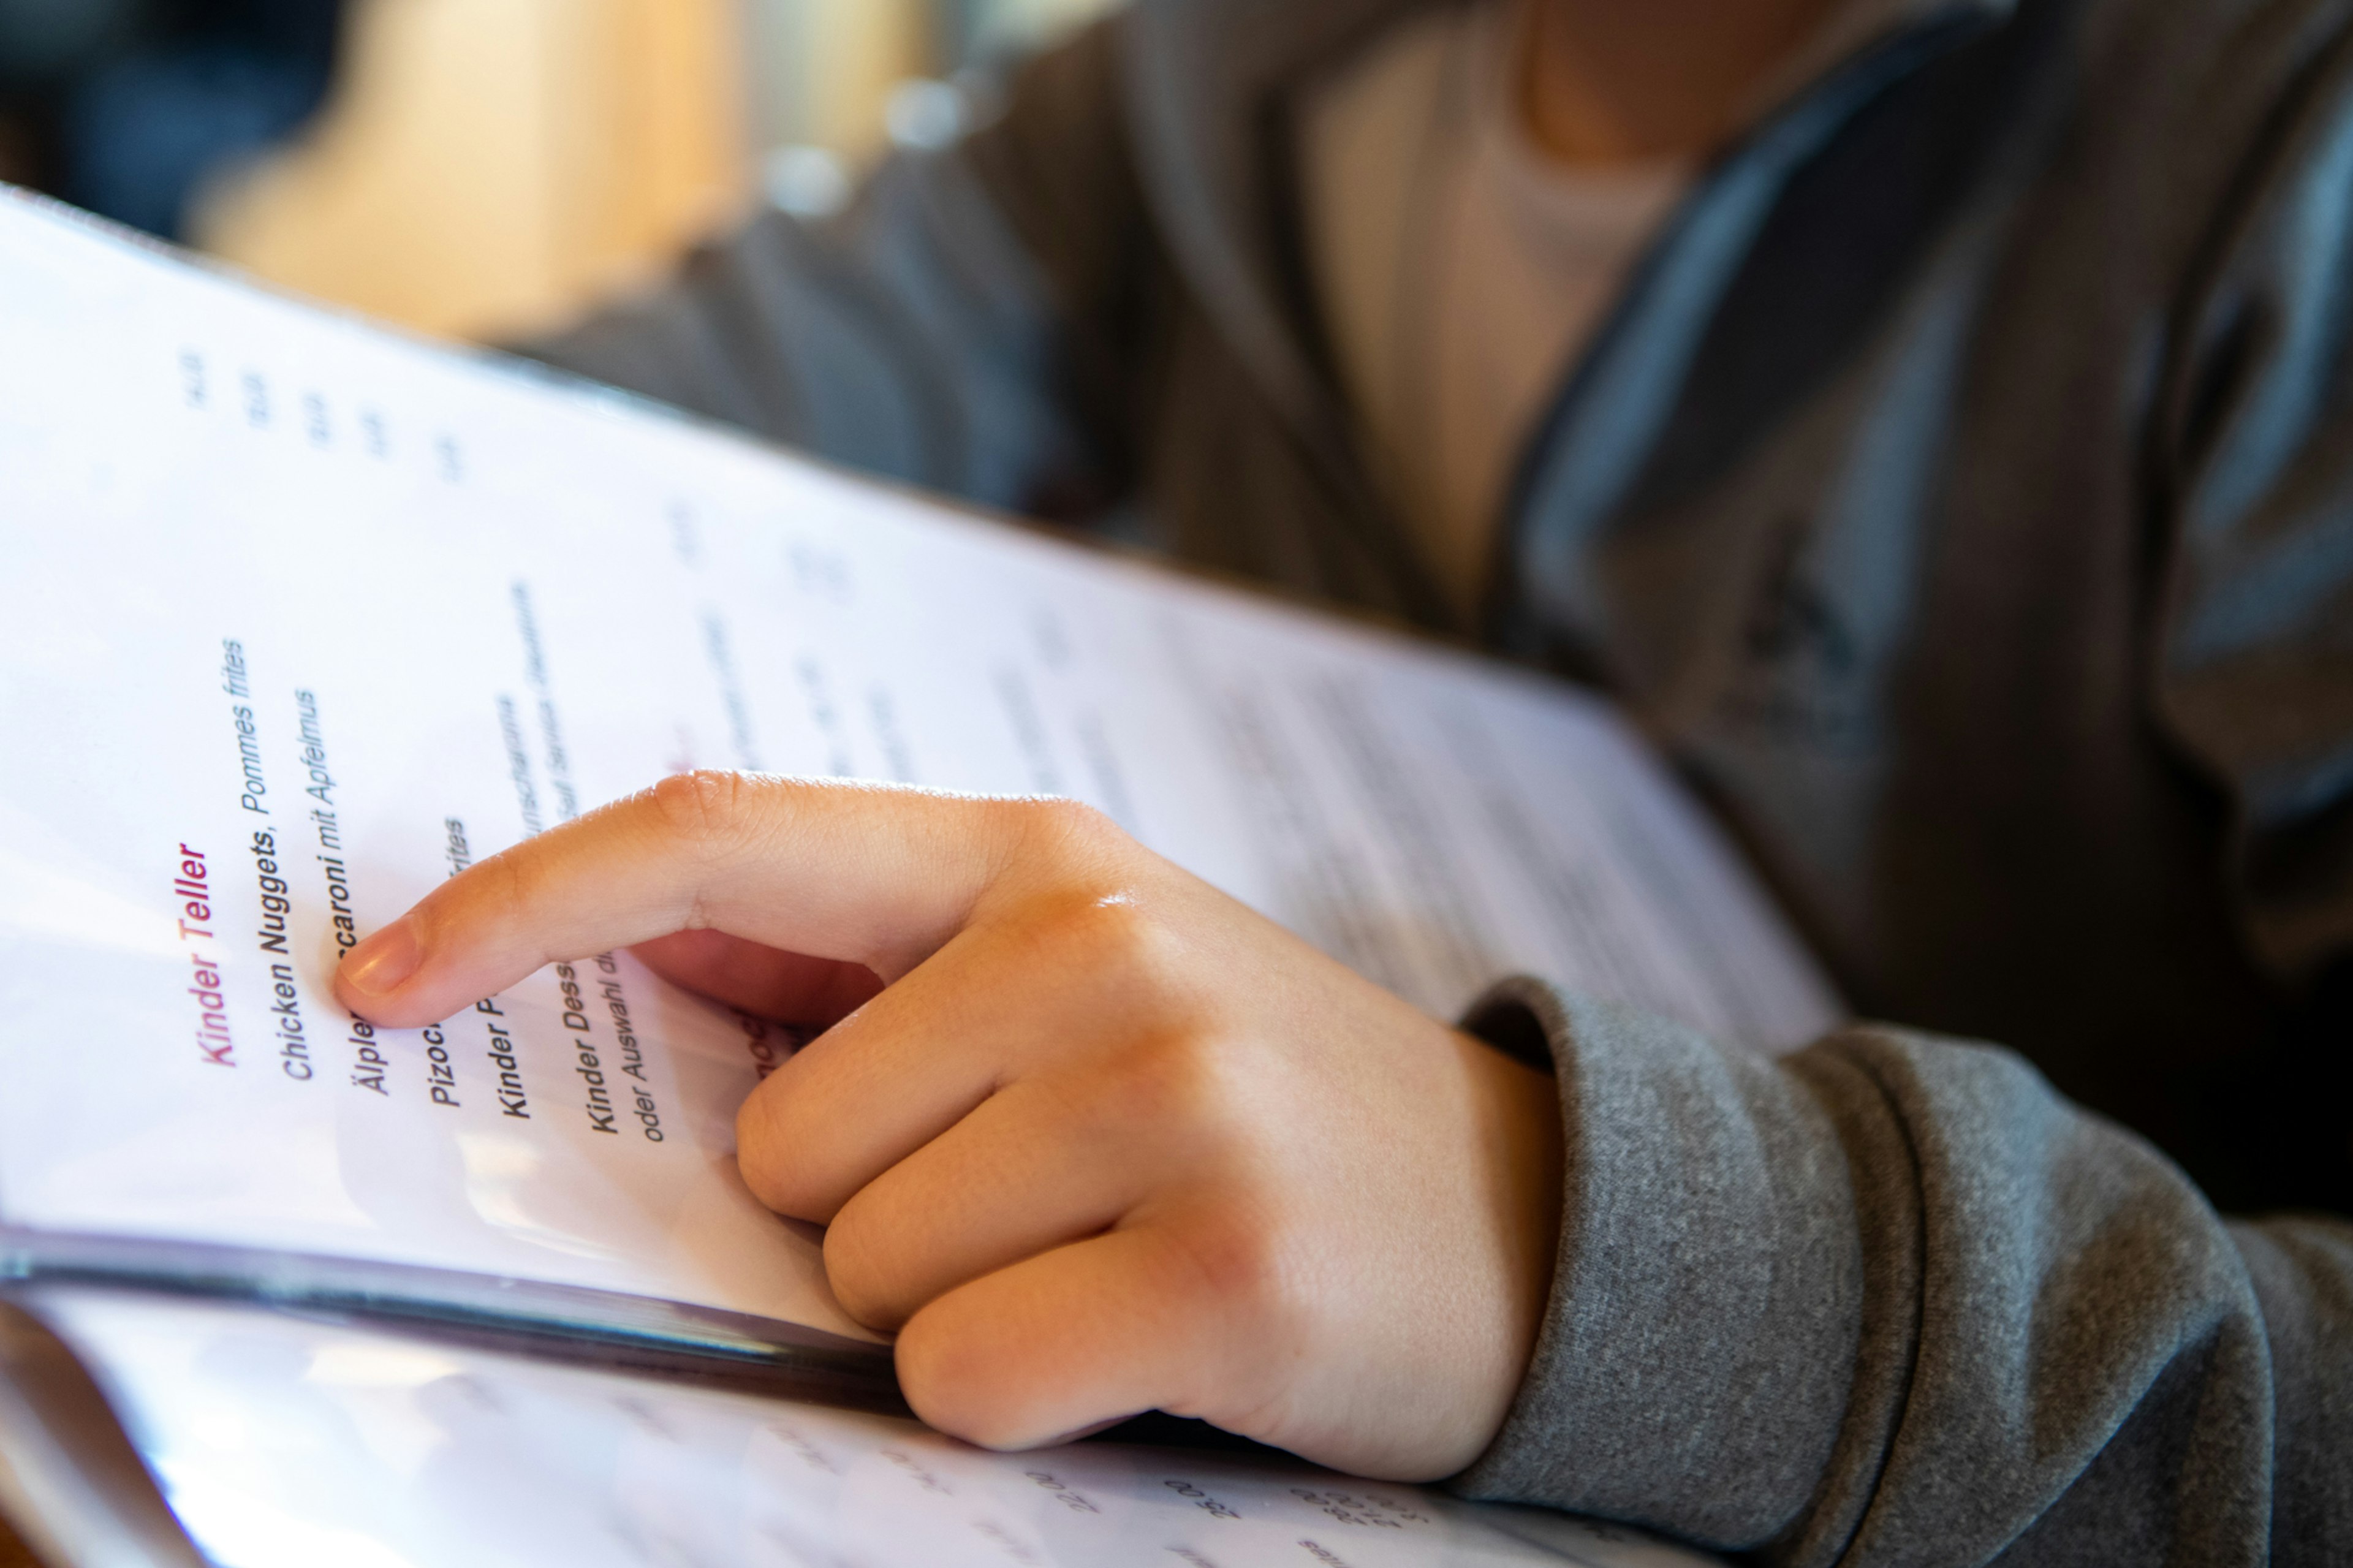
xmin=31 ymin=1288 xmax=1721 ymax=1568
xmin=0 ymin=191 xmax=1840 ymax=1339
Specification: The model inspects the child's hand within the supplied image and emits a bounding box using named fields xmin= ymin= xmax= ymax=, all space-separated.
xmin=335 ymin=771 xmax=1563 ymax=1480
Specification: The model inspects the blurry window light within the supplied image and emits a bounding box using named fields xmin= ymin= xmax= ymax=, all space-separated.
xmin=737 ymin=0 xmax=1120 ymax=172
xmin=955 ymin=0 xmax=1121 ymax=65
xmin=764 ymin=142 xmax=849 ymax=216
xmin=883 ymin=77 xmax=967 ymax=150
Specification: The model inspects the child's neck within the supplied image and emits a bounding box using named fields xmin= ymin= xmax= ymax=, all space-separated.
xmin=1515 ymin=0 xmax=1849 ymax=165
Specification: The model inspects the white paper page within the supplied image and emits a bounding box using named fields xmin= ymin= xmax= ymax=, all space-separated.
xmin=34 ymin=1290 xmax=1720 ymax=1568
xmin=0 ymin=192 xmax=1840 ymax=1335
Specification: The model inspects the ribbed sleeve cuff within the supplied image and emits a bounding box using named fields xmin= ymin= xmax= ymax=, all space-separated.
xmin=1450 ymin=978 xmax=1865 ymax=1548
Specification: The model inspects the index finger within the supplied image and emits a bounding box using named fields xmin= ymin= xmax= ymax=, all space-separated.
xmin=332 ymin=771 xmax=1054 ymax=1028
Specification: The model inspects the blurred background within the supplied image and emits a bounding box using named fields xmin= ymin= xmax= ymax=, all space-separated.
xmin=0 ymin=0 xmax=1120 ymax=340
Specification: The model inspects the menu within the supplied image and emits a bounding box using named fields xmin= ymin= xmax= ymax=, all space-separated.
xmin=30 ymin=1289 xmax=1723 ymax=1568
xmin=0 ymin=189 xmax=1838 ymax=1340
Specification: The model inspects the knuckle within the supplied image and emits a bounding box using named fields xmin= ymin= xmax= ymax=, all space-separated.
xmin=1004 ymin=795 xmax=1126 ymax=875
xmin=479 ymin=845 xmax=541 ymax=929
xmin=821 ymin=1200 xmax=909 ymax=1329
xmin=1165 ymin=1207 xmax=1313 ymax=1348
xmin=892 ymin=1315 xmax=1010 ymax=1446
xmin=733 ymin=1091 xmax=820 ymax=1219
xmin=1093 ymin=892 xmax=1178 ymax=974
xmin=646 ymin=768 xmax=752 ymax=854
xmin=646 ymin=769 xmax=760 ymax=930
xmin=893 ymin=1305 xmax=1074 ymax=1453
xmin=1023 ymin=884 xmax=1190 ymax=1001
xmin=1114 ymin=1026 xmax=1246 ymax=1132
xmin=1029 ymin=793 xmax=1120 ymax=847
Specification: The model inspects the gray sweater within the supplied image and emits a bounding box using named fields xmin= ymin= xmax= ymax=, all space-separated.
xmin=526 ymin=0 xmax=2353 ymax=1559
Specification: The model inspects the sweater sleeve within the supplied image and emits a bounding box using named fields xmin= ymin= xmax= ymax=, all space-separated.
xmin=513 ymin=21 xmax=1143 ymax=521
xmin=1450 ymin=977 xmax=2353 ymax=1567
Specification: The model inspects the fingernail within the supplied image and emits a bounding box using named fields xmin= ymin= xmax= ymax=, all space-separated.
xmin=342 ymin=920 xmax=422 ymax=998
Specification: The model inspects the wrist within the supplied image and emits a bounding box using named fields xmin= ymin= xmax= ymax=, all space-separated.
xmin=1442 ymin=1028 xmax=1566 ymax=1473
